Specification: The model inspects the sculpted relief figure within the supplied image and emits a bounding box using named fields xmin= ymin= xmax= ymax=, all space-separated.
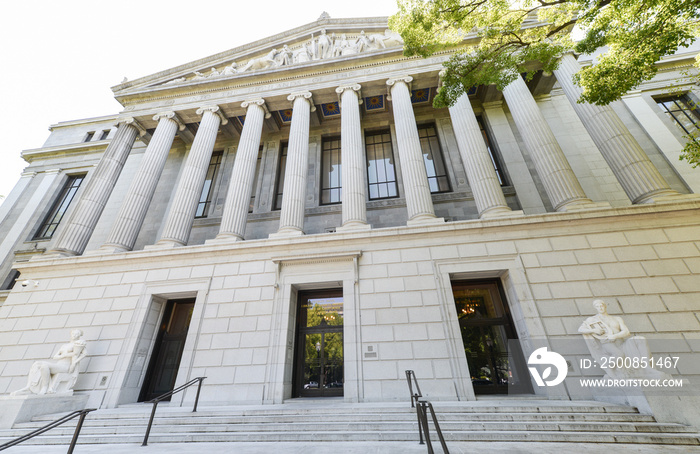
xmin=160 ymin=28 xmax=406 ymax=82
xmin=578 ymin=300 xmax=667 ymax=380
xmin=12 ymin=329 xmax=87 ymax=395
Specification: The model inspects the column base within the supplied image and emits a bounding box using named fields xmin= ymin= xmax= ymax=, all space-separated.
xmin=206 ymin=233 xmax=245 ymax=244
xmin=269 ymin=227 xmax=305 ymax=238
xmin=480 ymin=207 xmax=524 ymax=219
xmin=42 ymin=248 xmax=79 ymax=259
xmin=145 ymin=239 xmax=186 ymax=250
xmin=406 ymin=215 xmax=445 ymax=226
xmin=636 ymin=191 xmax=700 ymax=204
xmin=336 ymin=221 xmax=371 ymax=232
xmin=557 ymin=200 xmax=611 ymax=212
xmin=86 ymin=244 xmax=131 ymax=255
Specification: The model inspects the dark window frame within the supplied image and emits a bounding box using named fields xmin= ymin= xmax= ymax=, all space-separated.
xmin=656 ymin=94 xmax=700 ymax=138
xmin=273 ymin=142 xmax=289 ymax=211
xmin=33 ymin=174 xmax=86 ymax=240
xmin=320 ymin=135 xmax=342 ymax=205
xmin=195 ymin=150 xmax=223 ymax=219
xmin=365 ymin=129 xmax=399 ymax=200
xmin=476 ymin=116 xmax=507 ymax=186
xmin=417 ymin=123 xmax=451 ymax=194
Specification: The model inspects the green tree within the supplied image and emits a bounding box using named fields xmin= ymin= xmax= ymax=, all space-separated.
xmin=390 ymin=0 xmax=700 ymax=166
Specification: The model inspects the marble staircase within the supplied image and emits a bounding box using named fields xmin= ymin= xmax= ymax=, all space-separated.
xmin=0 ymin=400 xmax=698 ymax=447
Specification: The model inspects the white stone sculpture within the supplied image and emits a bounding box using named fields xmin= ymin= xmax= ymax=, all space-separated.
xmin=161 ymin=28 xmax=405 ymax=84
xmin=12 ymin=329 xmax=87 ymax=395
xmin=578 ymin=300 xmax=667 ymax=380
xmin=316 ymin=29 xmax=333 ymax=59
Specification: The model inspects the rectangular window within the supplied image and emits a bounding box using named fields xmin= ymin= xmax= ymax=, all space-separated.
xmin=418 ymin=123 xmax=451 ymax=193
xmin=195 ymin=151 xmax=223 ymax=218
xmin=477 ymin=116 xmax=506 ymax=186
xmin=274 ymin=142 xmax=289 ymax=210
xmin=656 ymin=95 xmax=700 ymax=136
xmin=84 ymin=131 xmax=94 ymax=142
xmin=365 ymin=130 xmax=398 ymax=200
xmin=1 ymin=269 xmax=20 ymax=290
xmin=34 ymin=174 xmax=86 ymax=240
xmin=99 ymin=129 xmax=110 ymax=140
xmin=321 ymin=136 xmax=342 ymax=205
xmin=249 ymin=146 xmax=263 ymax=213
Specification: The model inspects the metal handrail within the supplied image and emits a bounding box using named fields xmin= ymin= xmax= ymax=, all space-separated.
xmin=0 ymin=408 xmax=96 ymax=453
xmin=405 ymin=369 xmax=422 ymax=408
xmin=142 ymin=376 xmax=206 ymax=446
xmin=415 ymin=400 xmax=450 ymax=454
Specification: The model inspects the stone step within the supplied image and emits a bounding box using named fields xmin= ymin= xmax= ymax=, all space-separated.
xmin=12 ymin=411 xmax=659 ymax=429
xmin=2 ymin=430 xmax=699 ymax=445
xmin=7 ymin=421 xmax=696 ymax=435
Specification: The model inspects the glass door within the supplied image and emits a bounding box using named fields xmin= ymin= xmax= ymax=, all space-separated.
xmin=452 ymin=281 xmax=531 ymax=394
xmin=294 ymin=290 xmax=344 ymax=397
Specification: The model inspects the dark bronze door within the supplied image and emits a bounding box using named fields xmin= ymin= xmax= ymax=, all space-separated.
xmin=139 ymin=298 xmax=194 ymax=402
xmin=452 ymin=281 xmax=531 ymax=394
xmin=293 ymin=290 xmax=344 ymax=397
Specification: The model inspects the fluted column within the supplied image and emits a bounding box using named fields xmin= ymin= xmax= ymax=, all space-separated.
xmin=554 ymin=53 xmax=678 ymax=203
xmin=336 ymin=84 xmax=370 ymax=231
xmin=502 ymin=76 xmax=593 ymax=211
xmin=271 ymin=92 xmax=314 ymax=237
xmin=449 ymin=94 xmax=513 ymax=218
xmin=48 ymin=119 xmax=143 ymax=256
xmin=216 ymin=99 xmax=269 ymax=241
xmin=101 ymin=112 xmax=183 ymax=252
xmin=387 ymin=76 xmax=442 ymax=225
xmin=156 ymin=106 xmax=226 ymax=247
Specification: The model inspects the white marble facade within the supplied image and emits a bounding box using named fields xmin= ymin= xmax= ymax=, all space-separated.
xmin=0 ymin=15 xmax=698 ymax=417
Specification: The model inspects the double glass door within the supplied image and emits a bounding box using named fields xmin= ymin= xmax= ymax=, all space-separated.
xmin=452 ymin=281 xmax=531 ymax=394
xmin=294 ymin=290 xmax=344 ymax=397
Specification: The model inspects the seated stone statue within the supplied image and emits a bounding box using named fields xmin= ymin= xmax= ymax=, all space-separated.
xmin=578 ymin=300 xmax=666 ymax=379
xmin=12 ymin=329 xmax=87 ymax=395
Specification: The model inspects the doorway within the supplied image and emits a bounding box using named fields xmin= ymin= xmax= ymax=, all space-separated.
xmin=451 ymin=280 xmax=531 ymax=394
xmin=293 ymin=289 xmax=344 ymax=397
xmin=139 ymin=298 xmax=195 ymax=402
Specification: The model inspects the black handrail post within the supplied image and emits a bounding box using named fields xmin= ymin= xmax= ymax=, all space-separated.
xmin=67 ymin=410 xmax=90 ymax=454
xmin=415 ymin=399 xmax=425 ymax=445
xmin=405 ymin=370 xmax=422 ymax=408
xmin=418 ymin=401 xmax=434 ymax=454
xmin=192 ymin=377 xmax=203 ymax=413
xmin=427 ymin=401 xmax=450 ymax=454
xmin=141 ymin=401 xmax=158 ymax=447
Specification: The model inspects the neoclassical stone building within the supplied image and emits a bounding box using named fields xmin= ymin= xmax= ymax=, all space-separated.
xmin=0 ymin=14 xmax=698 ymax=416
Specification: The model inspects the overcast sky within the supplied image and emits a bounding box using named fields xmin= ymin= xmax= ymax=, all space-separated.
xmin=0 ymin=0 xmax=398 ymax=205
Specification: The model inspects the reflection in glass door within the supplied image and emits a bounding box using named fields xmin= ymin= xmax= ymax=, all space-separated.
xmin=294 ymin=290 xmax=344 ymax=397
xmin=452 ymin=280 xmax=531 ymax=394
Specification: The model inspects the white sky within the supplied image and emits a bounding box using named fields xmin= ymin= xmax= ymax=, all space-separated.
xmin=0 ymin=0 xmax=399 ymax=204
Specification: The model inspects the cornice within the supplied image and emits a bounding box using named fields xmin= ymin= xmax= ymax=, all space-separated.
xmin=48 ymin=115 xmax=119 ymax=131
xmin=21 ymin=141 xmax=110 ymax=163
xmin=13 ymin=200 xmax=700 ymax=275
xmin=115 ymin=46 xmax=414 ymax=107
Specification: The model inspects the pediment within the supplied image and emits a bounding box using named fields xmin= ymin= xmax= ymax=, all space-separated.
xmin=112 ymin=16 xmax=403 ymax=98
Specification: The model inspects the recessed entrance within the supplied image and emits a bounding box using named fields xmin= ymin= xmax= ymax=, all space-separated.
xmin=293 ymin=289 xmax=344 ymax=397
xmin=139 ymin=298 xmax=194 ymax=402
xmin=451 ymin=280 xmax=531 ymax=394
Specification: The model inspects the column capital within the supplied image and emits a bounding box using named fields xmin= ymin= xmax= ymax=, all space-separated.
xmin=287 ymin=92 xmax=316 ymax=111
xmin=153 ymin=111 xmax=186 ymax=131
xmin=196 ymin=105 xmax=229 ymax=125
xmin=336 ymin=84 xmax=362 ymax=104
xmin=386 ymin=75 xmax=413 ymax=89
xmin=241 ymin=99 xmax=272 ymax=119
xmin=118 ymin=117 xmax=148 ymax=137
